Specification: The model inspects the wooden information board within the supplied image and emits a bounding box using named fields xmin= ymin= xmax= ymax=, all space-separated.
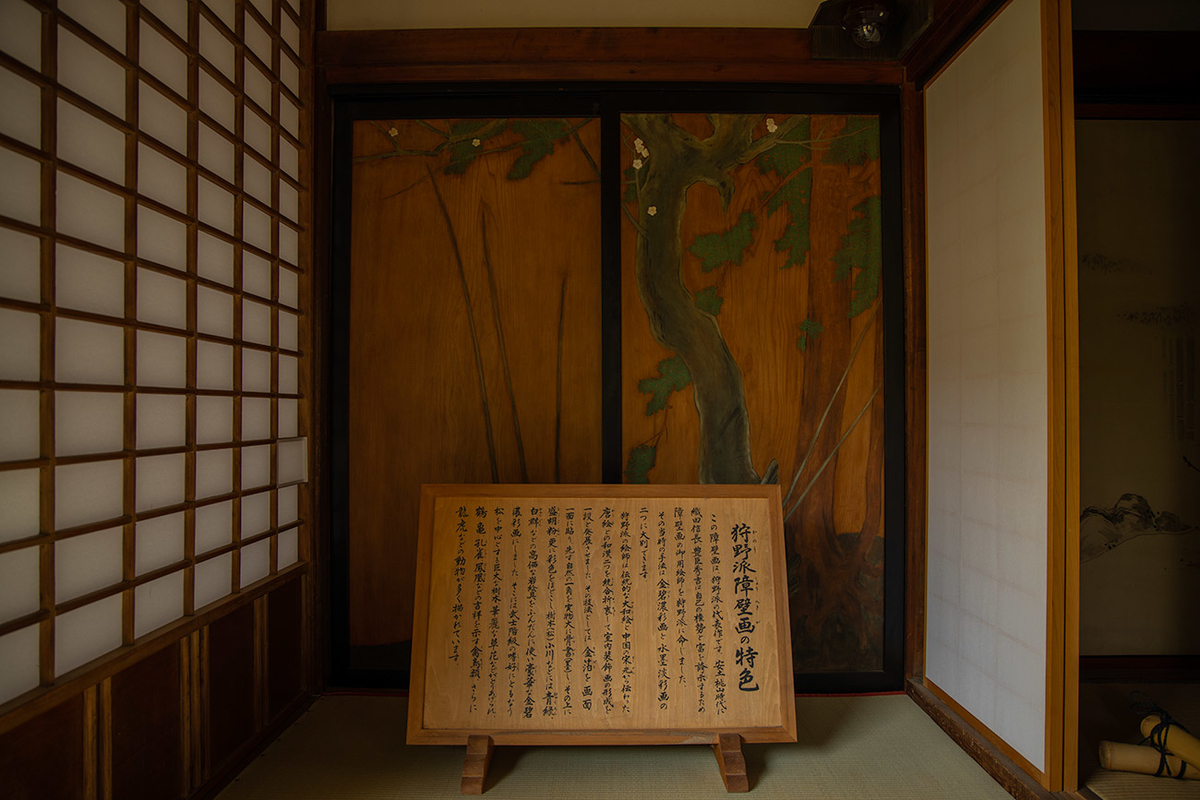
xmin=408 ymin=485 xmax=796 ymax=762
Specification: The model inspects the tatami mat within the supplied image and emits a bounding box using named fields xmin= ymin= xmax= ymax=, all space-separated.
xmin=217 ymin=694 xmax=1012 ymax=799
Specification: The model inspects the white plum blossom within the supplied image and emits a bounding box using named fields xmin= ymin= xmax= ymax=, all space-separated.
xmin=472 ymin=138 xmax=481 ymax=147
xmin=766 ymin=118 xmax=778 ymax=133
xmin=633 ymin=158 xmax=644 ymax=170
xmin=647 ymin=206 xmax=657 ymax=216
xmin=634 ymin=137 xmax=644 ymax=150
xmin=388 ymin=127 xmax=399 ymax=138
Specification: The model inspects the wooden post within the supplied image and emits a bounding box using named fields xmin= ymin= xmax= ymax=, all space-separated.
xmin=461 ymin=734 xmax=494 ymax=794
xmin=712 ymin=733 xmax=749 ymax=792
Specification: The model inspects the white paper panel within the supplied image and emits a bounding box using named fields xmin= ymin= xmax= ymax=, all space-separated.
xmin=57 ymin=27 xmax=126 ymax=118
xmin=60 ymin=0 xmax=126 ymax=53
xmin=277 ymin=437 xmax=307 ymax=484
xmin=55 ymin=459 xmax=123 ymax=530
xmin=138 ymin=143 xmax=187 ymax=211
xmin=141 ymin=0 xmax=188 ymax=39
xmin=194 ymin=498 xmax=232 ymax=551
xmin=279 ymin=180 xmax=299 ymax=224
xmin=0 ymin=546 xmax=39 ymax=624
xmin=135 ymin=511 xmax=184 ymax=575
xmin=242 ymin=299 xmax=272 ymax=345
xmin=280 ymin=97 xmax=299 ymax=138
xmin=198 ymin=123 xmax=235 ymax=183
xmin=194 ymin=552 xmax=231 ymax=609
xmin=55 ymin=390 xmax=123 ymax=456
xmin=57 ymin=172 xmax=124 ymax=252
xmin=137 ymin=204 xmax=187 ymax=270
xmin=0 ymin=226 xmax=41 ymax=303
xmin=242 ymin=396 xmax=271 ymax=440
xmin=0 ymin=68 xmax=41 ymax=147
xmin=278 ymin=484 xmax=298 ymax=525
xmin=0 ymin=0 xmax=41 ymax=69
xmin=0 ymin=624 xmax=40 ymax=705
xmin=0 ymin=469 xmax=40 ymax=544
xmin=136 ymin=267 xmax=187 ymax=328
xmin=55 ymin=526 xmax=123 ymax=602
xmin=277 ymin=397 xmax=298 ymax=438
xmin=245 ymin=12 xmax=273 ymax=65
xmin=0 ymin=308 xmax=40 ymax=381
xmin=0 ymin=147 xmax=42 ymax=226
xmin=134 ymin=570 xmax=183 ymax=638
xmin=198 ymin=177 xmax=234 ymax=234
xmin=248 ymin=0 xmax=271 ymax=23
xmin=278 ymin=310 xmax=296 ymax=352
xmin=244 ymin=109 xmax=272 ymax=159
xmin=0 ymin=389 xmax=39 ymax=461
xmin=199 ymin=70 xmax=235 ymax=133
xmin=244 ymin=155 xmax=272 ymax=204
xmin=280 ymin=137 xmax=298 ymax=179
xmin=278 ymin=268 xmax=299 ymax=309
xmin=242 ymin=443 xmax=270 ymax=488
xmin=241 ymin=490 xmax=270 ymax=536
xmin=137 ymin=330 xmax=187 ymax=388
xmin=243 ymin=203 xmax=272 ymax=253
xmin=55 ymin=593 xmax=122 ymax=676
xmin=924 ymin=0 xmax=1048 ymax=771
xmin=140 ymin=20 xmax=188 ymax=98
xmin=278 ymin=528 xmax=298 ymax=568
xmin=244 ymin=59 xmax=272 ymax=112
xmin=281 ymin=11 xmax=300 ymax=53
xmin=136 ymin=393 xmax=184 ymax=450
xmin=197 ymin=231 xmax=235 ymax=286
xmin=196 ymin=340 xmax=233 ymax=390
xmin=240 ymin=537 xmax=269 ymax=587
xmin=140 ymin=81 xmax=188 ymax=153
xmin=242 ymin=255 xmax=270 ymax=301
xmin=136 ymin=452 xmax=185 ymax=512
xmin=56 ymin=244 xmax=125 ymax=317
xmin=242 ymin=347 xmax=272 ymax=393
xmin=197 ymin=286 xmax=235 ymax=338
xmin=56 ymin=319 xmax=124 ymax=385
xmin=279 ymin=354 xmax=298 ymax=395
xmin=200 ymin=17 xmax=235 ymax=81
xmin=196 ymin=395 xmax=233 ymax=444
xmin=279 ymin=225 xmax=298 ymax=269
xmin=204 ymin=0 xmax=237 ymax=29
xmin=57 ymin=100 xmax=126 ymax=186
xmin=194 ymin=448 xmax=232 ymax=499
xmin=280 ymin=54 xmax=300 ymax=97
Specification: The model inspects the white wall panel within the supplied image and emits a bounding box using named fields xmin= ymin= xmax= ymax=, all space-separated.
xmin=0 ymin=0 xmax=42 ymax=69
xmin=135 ymin=511 xmax=184 ymax=575
xmin=55 ymin=459 xmax=123 ymax=530
xmin=140 ymin=81 xmax=188 ymax=153
xmin=57 ymin=172 xmax=125 ymax=252
xmin=57 ymin=27 xmax=125 ymax=118
xmin=194 ymin=552 xmax=232 ymax=609
xmin=55 ymin=593 xmax=122 ymax=676
xmin=137 ymin=205 xmax=188 ymax=270
xmin=0 ymin=147 xmax=42 ymax=226
xmin=56 ymin=245 xmax=125 ymax=317
xmin=0 ymin=546 xmax=40 ymax=623
xmin=0 ymin=624 xmax=40 ymax=705
xmin=0 ymin=227 xmax=42 ymax=303
xmin=0 ymin=389 xmax=39 ymax=461
xmin=55 ymin=526 xmax=123 ymax=602
xmin=0 ymin=68 xmax=42 ymax=147
xmin=56 ymin=319 xmax=124 ymax=385
xmin=134 ymin=570 xmax=184 ymax=638
xmin=0 ymin=308 xmax=40 ymax=381
xmin=0 ymin=469 xmax=40 ymax=544
xmin=55 ymin=390 xmax=123 ymax=456
xmin=924 ymin=0 xmax=1048 ymax=771
xmin=195 ymin=499 xmax=233 ymax=552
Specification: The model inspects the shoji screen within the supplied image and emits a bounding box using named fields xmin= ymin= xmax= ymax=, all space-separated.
xmin=924 ymin=0 xmax=1050 ymax=775
xmin=0 ymin=0 xmax=308 ymax=707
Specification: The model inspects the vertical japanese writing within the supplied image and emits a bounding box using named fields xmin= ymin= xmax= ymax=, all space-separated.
xmin=524 ymin=506 xmax=541 ymax=719
xmin=600 ymin=506 xmax=615 ymax=713
xmin=487 ymin=505 xmax=504 ymax=715
xmin=732 ymin=522 xmax=759 ymax=693
xmin=656 ymin=509 xmax=669 ymax=710
xmin=451 ymin=506 xmax=467 ymax=664
xmin=618 ymin=510 xmax=633 ymax=713
xmin=562 ymin=507 xmax=575 ymax=716
xmin=507 ymin=506 xmax=522 ymax=716
xmin=581 ymin=506 xmax=594 ymax=711
xmin=673 ymin=506 xmax=688 ymax=688
xmin=711 ymin=511 xmax=727 ymax=714
xmin=543 ymin=505 xmax=558 ymax=717
xmin=469 ymin=506 xmax=487 ymax=712
xmin=638 ymin=505 xmax=649 ymax=579
xmin=691 ymin=505 xmax=707 ymax=713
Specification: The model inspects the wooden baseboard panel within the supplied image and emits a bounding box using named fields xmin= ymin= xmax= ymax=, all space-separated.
xmin=906 ymin=679 xmax=1056 ymax=800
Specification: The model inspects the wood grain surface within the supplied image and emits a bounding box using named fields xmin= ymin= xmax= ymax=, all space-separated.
xmin=348 ymin=119 xmax=603 ymax=647
xmin=408 ymin=485 xmax=796 ymax=746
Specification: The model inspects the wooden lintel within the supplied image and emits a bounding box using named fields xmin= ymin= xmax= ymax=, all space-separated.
xmin=712 ymin=733 xmax=749 ymax=793
xmin=461 ymin=734 xmax=494 ymax=795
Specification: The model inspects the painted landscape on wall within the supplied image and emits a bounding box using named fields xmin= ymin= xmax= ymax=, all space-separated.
xmin=347 ymin=111 xmax=887 ymax=676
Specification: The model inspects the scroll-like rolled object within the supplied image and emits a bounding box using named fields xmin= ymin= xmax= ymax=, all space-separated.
xmin=1099 ymin=741 xmax=1199 ymax=779
xmin=1141 ymin=714 xmax=1200 ymax=771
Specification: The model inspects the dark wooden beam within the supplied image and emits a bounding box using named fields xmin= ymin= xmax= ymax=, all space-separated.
xmin=315 ymin=27 xmax=905 ymax=85
xmin=902 ymin=0 xmax=1010 ymax=87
